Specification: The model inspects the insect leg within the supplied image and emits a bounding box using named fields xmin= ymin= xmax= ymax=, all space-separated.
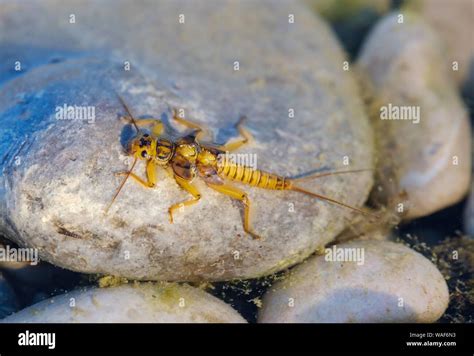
xmin=170 ymin=107 xmax=209 ymax=141
xmin=217 ymin=116 xmax=253 ymax=152
xmin=115 ymin=159 xmax=157 ymax=188
xmin=206 ymin=183 xmax=260 ymax=240
xmin=168 ymin=176 xmax=201 ymax=223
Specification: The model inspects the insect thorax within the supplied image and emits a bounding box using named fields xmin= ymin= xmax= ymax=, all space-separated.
xmin=155 ymin=138 xmax=175 ymax=163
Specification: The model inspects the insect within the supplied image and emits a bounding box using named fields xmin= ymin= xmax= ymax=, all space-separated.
xmin=105 ymin=95 xmax=375 ymax=240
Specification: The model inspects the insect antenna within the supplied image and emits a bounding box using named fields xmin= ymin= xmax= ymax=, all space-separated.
xmin=117 ymin=94 xmax=139 ymax=132
xmin=292 ymin=168 xmax=373 ymax=181
xmin=290 ymin=184 xmax=379 ymax=220
xmin=104 ymin=157 xmax=138 ymax=214
xmin=290 ymin=168 xmax=379 ymax=218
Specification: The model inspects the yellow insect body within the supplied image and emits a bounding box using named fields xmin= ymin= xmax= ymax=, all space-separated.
xmin=107 ymin=95 xmax=374 ymax=240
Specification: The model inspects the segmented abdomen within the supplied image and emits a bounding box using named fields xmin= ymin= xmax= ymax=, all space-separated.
xmin=217 ymin=162 xmax=290 ymax=190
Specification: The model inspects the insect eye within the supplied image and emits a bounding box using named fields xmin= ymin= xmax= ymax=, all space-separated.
xmin=141 ymin=150 xmax=147 ymax=158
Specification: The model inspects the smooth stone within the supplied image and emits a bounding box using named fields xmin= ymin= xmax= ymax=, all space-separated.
xmin=2 ymin=282 xmax=246 ymax=323
xmin=357 ymin=12 xmax=471 ymax=219
xmin=335 ymin=225 xmax=394 ymax=243
xmin=0 ymin=0 xmax=373 ymax=281
xmin=333 ymin=207 xmax=399 ymax=244
xmin=405 ymin=0 xmax=474 ymax=86
xmin=258 ymin=240 xmax=449 ymax=323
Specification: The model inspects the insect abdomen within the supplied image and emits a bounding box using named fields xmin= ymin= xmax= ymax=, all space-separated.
xmin=217 ymin=162 xmax=290 ymax=190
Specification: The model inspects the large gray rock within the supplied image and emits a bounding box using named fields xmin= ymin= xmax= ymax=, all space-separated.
xmin=405 ymin=0 xmax=474 ymax=86
xmin=258 ymin=240 xmax=449 ymax=323
xmin=0 ymin=0 xmax=373 ymax=281
xmin=357 ymin=12 xmax=471 ymax=219
xmin=1 ymin=282 xmax=246 ymax=323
